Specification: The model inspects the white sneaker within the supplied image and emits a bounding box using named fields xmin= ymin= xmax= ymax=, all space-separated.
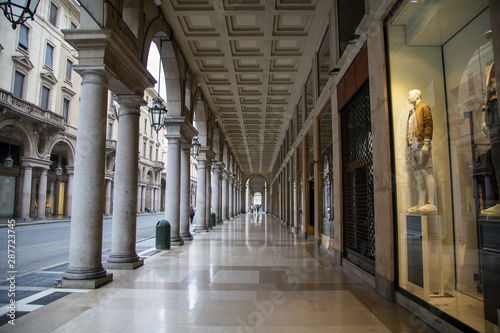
xmin=418 ymin=203 xmax=437 ymax=212
xmin=480 ymin=203 xmax=500 ymax=216
xmin=407 ymin=205 xmax=419 ymax=213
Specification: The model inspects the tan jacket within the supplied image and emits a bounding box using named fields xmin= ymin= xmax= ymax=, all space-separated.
xmin=409 ymin=101 xmax=433 ymax=145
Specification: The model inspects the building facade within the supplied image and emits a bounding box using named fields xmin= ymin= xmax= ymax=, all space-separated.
xmin=0 ymin=0 xmax=81 ymax=220
xmin=1 ymin=0 xmax=498 ymax=332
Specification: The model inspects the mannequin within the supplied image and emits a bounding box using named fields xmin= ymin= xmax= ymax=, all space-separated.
xmin=406 ymin=89 xmax=437 ymax=213
xmin=480 ymin=30 xmax=500 ymax=215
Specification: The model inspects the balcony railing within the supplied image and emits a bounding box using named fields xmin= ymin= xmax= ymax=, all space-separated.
xmin=153 ymin=161 xmax=165 ymax=171
xmin=106 ymin=139 xmax=117 ymax=152
xmin=0 ymin=89 xmax=65 ymax=130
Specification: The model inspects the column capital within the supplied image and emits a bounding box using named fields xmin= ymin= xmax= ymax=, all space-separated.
xmin=196 ymin=146 xmax=215 ymax=162
xmin=164 ymin=116 xmax=185 ymax=139
xmin=20 ymin=156 xmax=52 ymax=169
xmin=113 ymin=94 xmax=146 ymax=110
xmin=64 ymin=29 xmax=156 ymax=95
xmin=73 ymin=65 xmax=112 ymax=87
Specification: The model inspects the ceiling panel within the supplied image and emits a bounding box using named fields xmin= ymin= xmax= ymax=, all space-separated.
xmin=162 ymin=0 xmax=330 ymax=173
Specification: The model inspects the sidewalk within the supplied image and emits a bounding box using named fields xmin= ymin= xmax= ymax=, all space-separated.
xmin=2 ymin=214 xmax=437 ymax=333
xmin=0 ymin=212 xmax=163 ymax=228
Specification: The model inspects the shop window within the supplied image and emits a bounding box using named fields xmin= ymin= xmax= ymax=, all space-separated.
xmin=387 ymin=2 xmax=498 ymax=331
xmin=320 ymin=106 xmax=333 ymax=237
xmin=317 ymin=29 xmax=331 ymax=97
xmin=297 ymin=97 xmax=303 ymax=134
xmin=305 ymin=72 xmax=314 ymax=120
xmin=337 ymin=0 xmax=365 ymax=58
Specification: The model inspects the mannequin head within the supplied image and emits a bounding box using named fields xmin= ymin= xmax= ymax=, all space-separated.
xmin=408 ymin=89 xmax=422 ymax=106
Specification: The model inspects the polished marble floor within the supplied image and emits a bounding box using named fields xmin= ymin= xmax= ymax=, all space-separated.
xmin=4 ymin=213 xmax=438 ymax=333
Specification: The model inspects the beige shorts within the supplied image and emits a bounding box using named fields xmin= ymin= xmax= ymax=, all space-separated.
xmin=408 ymin=143 xmax=432 ymax=170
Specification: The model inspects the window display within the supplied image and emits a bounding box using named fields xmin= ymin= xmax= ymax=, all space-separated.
xmin=405 ymin=89 xmax=437 ymax=213
xmin=387 ymin=1 xmax=498 ymax=331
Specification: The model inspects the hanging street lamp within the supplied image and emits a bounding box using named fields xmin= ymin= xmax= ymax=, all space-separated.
xmin=148 ymin=96 xmax=167 ymax=132
xmin=191 ymin=137 xmax=201 ymax=157
xmin=148 ymin=40 xmax=168 ymax=132
xmin=3 ymin=125 xmax=13 ymax=169
xmin=0 ymin=0 xmax=41 ymax=29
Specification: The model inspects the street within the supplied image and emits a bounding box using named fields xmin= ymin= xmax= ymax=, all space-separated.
xmin=0 ymin=213 xmax=164 ymax=280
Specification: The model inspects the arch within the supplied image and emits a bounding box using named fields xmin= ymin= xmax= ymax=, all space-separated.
xmin=243 ymin=173 xmax=270 ymax=187
xmin=48 ymin=137 xmax=76 ymax=166
xmin=146 ymin=169 xmax=154 ymax=183
xmin=0 ymin=120 xmax=33 ymax=157
xmin=141 ymin=17 xmax=171 ymax=67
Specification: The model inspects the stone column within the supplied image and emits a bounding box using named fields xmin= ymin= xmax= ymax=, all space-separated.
xmin=264 ymin=185 xmax=268 ymax=213
xmin=104 ymin=179 xmax=112 ymax=215
xmin=238 ymin=184 xmax=241 ymax=214
xmin=141 ymin=186 xmax=146 ymax=213
xmin=211 ymin=165 xmax=220 ymax=225
xmin=180 ymin=143 xmax=192 ymax=240
xmin=221 ymin=171 xmax=228 ymax=221
xmin=137 ymin=186 xmax=142 ymax=213
xmin=229 ymin=177 xmax=234 ymax=218
xmin=63 ymin=69 xmax=111 ymax=286
xmin=205 ymin=165 xmax=212 ymax=230
xmin=20 ymin=164 xmax=32 ymax=220
xmin=218 ymin=170 xmax=223 ymax=223
xmin=65 ymin=167 xmax=74 ymax=217
xmin=163 ymin=117 xmax=184 ymax=245
xmin=194 ymin=157 xmax=208 ymax=232
xmin=37 ymin=169 xmax=48 ymax=219
xmin=106 ymin=95 xmax=144 ymax=269
xmin=245 ymin=186 xmax=248 ymax=212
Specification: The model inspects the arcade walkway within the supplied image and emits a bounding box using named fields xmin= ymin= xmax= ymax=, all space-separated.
xmin=7 ymin=214 xmax=436 ymax=332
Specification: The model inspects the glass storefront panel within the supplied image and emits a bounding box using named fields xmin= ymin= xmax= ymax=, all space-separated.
xmin=320 ymin=106 xmax=334 ymax=237
xmin=0 ymin=175 xmax=16 ymax=217
xmin=298 ymin=143 xmax=303 ymax=229
xmin=387 ymin=1 xmax=498 ymax=331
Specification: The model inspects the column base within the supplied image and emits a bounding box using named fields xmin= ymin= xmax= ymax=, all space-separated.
xmin=180 ymin=232 xmax=193 ymax=241
xmin=63 ymin=266 xmax=108 ymax=280
xmin=107 ymin=252 xmax=140 ymax=263
xmin=194 ymin=225 xmax=209 ymax=232
xmin=54 ymin=273 xmax=113 ymax=289
xmin=103 ymin=260 xmax=144 ymax=270
xmin=22 ymin=217 xmax=31 ymax=221
xmin=171 ymin=238 xmax=185 ymax=246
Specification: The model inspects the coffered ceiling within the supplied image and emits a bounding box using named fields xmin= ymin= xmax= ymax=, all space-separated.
xmin=161 ymin=0 xmax=331 ymax=174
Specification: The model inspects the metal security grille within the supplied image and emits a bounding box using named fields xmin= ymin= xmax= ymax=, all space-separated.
xmin=341 ymin=81 xmax=375 ymax=275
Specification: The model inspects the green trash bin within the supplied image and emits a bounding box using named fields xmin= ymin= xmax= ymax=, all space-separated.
xmin=210 ymin=212 xmax=216 ymax=226
xmin=156 ymin=219 xmax=170 ymax=250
